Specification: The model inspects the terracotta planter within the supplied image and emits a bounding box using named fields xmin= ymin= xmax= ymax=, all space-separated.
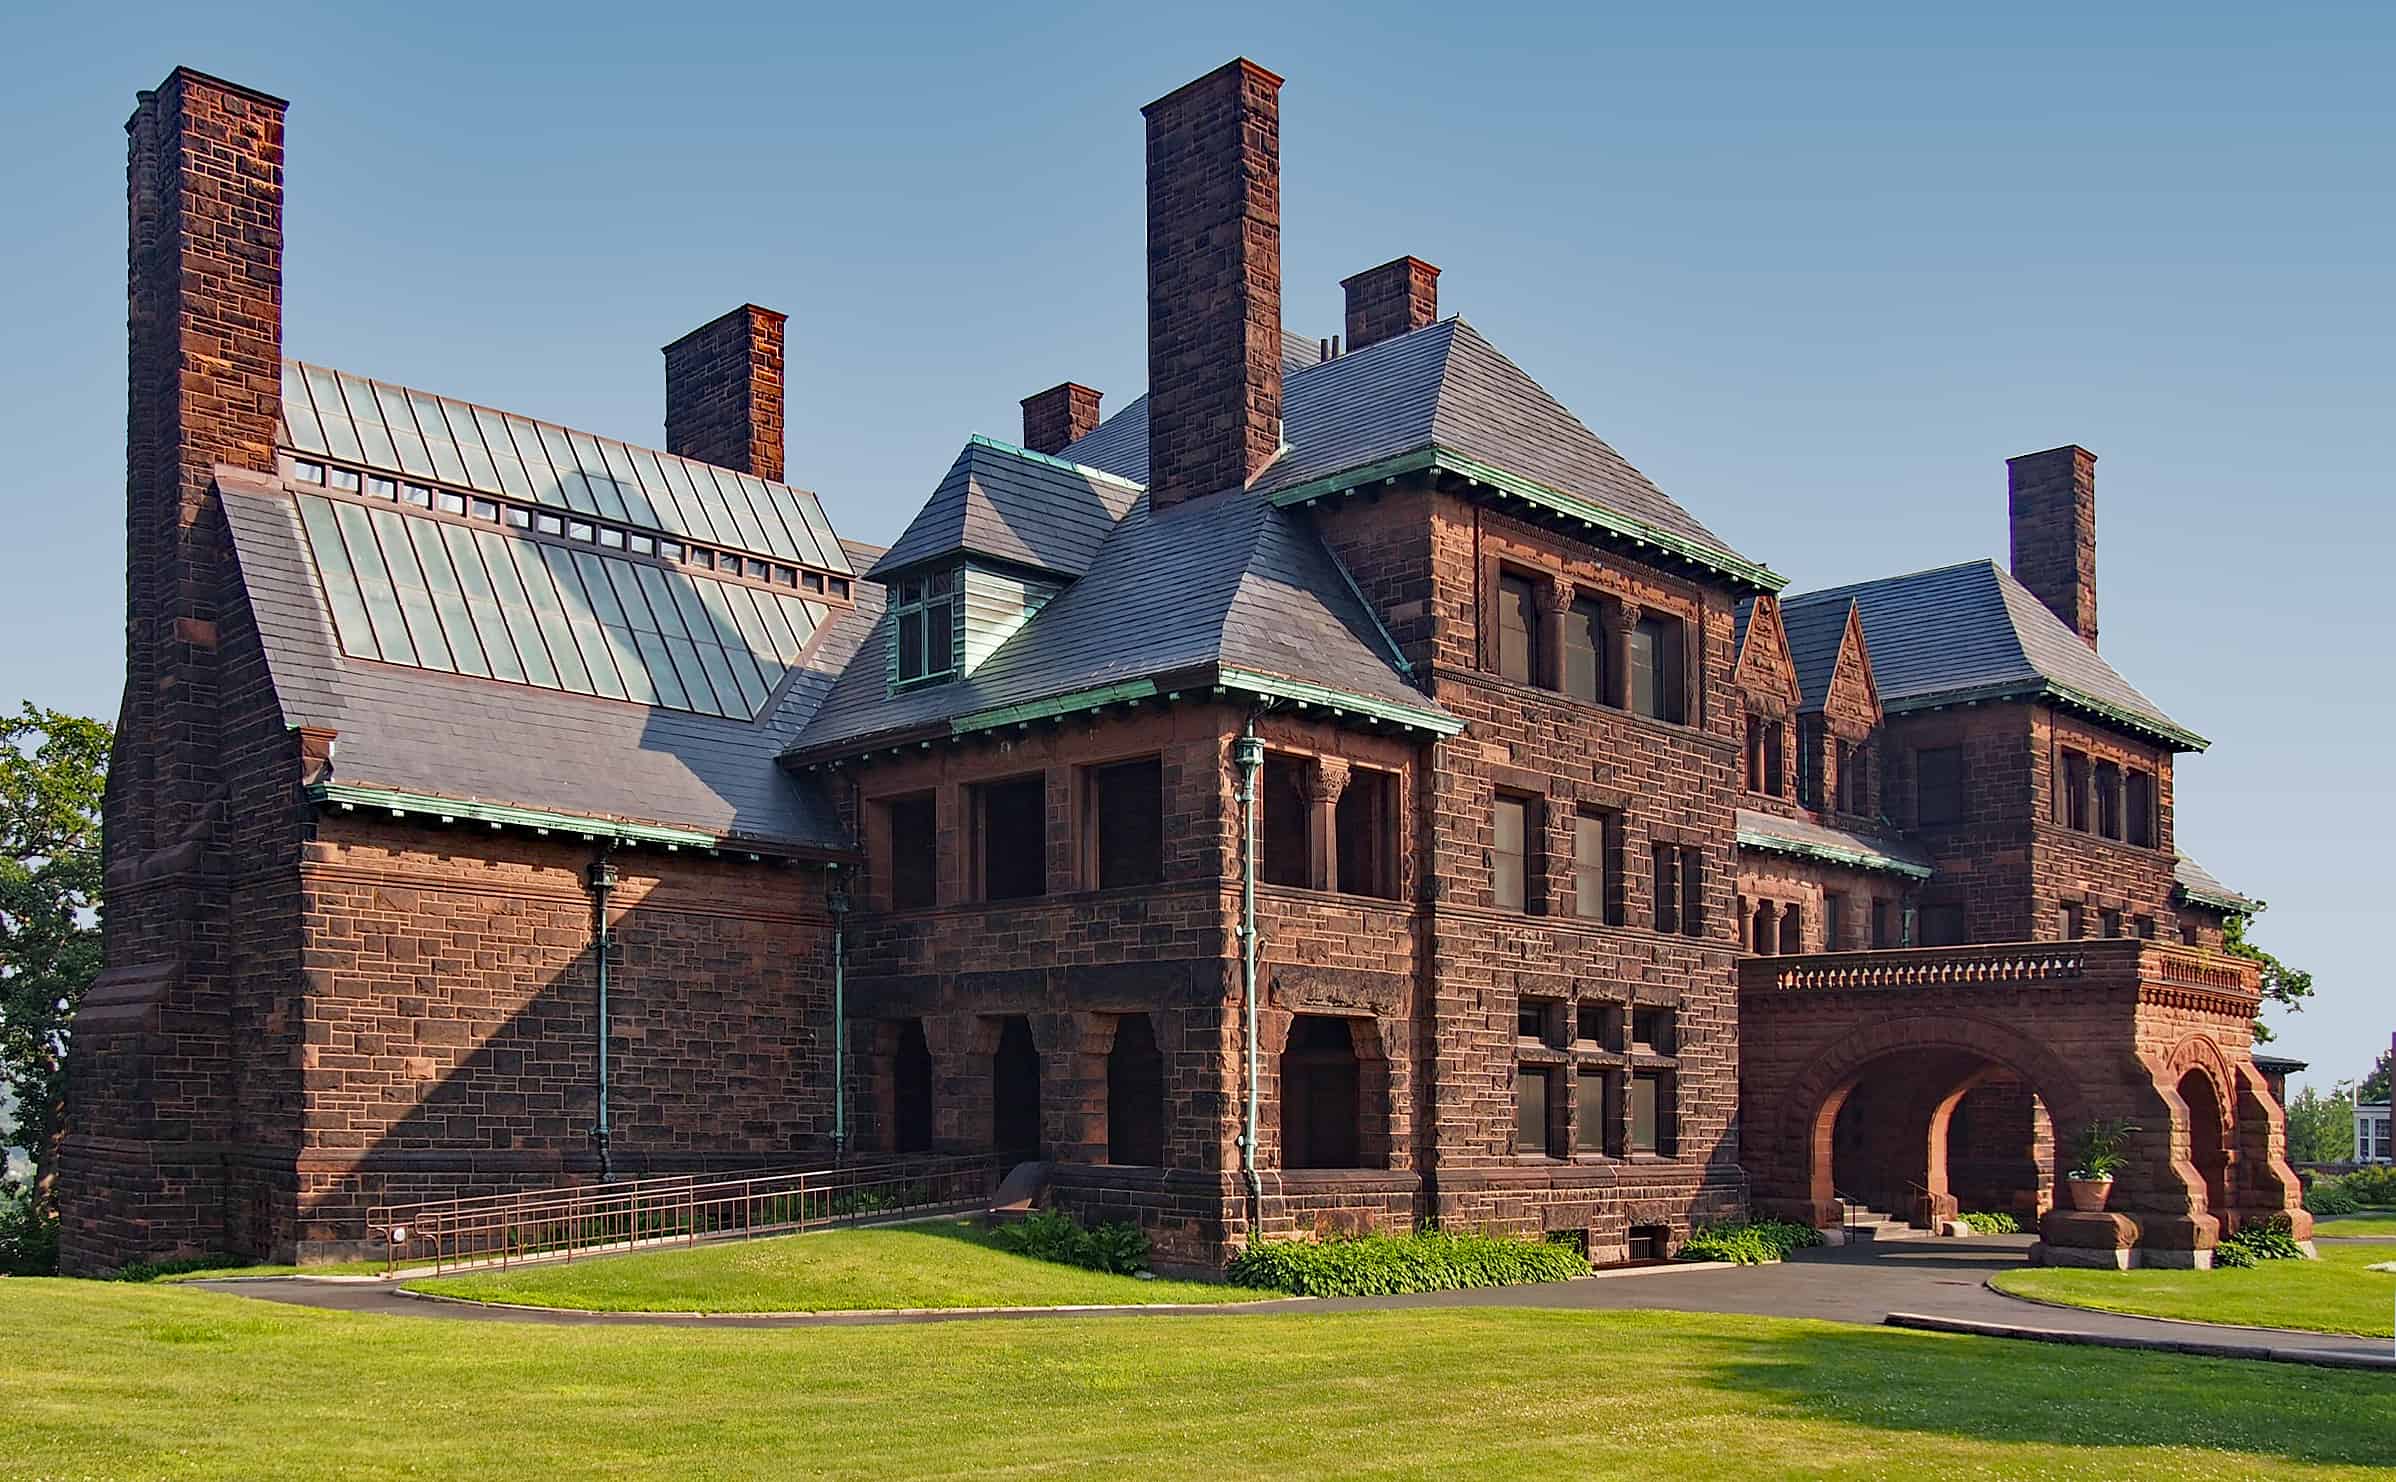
xmin=2064 ymin=1176 xmax=2114 ymax=1213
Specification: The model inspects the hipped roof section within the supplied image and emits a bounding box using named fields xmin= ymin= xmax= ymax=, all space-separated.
xmin=867 ymin=436 xmax=1143 ymax=583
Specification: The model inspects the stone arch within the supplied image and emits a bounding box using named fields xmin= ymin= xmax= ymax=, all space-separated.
xmin=1782 ymin=1015 xmax=2095 ymax=1225
xmin=2155 ymin=1033 xmax=2238 ymax=1146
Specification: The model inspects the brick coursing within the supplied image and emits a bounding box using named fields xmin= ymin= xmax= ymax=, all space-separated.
xmin=1340 ymin=256 xmax=1440 ymax=353
xmin=2008 ymin=444 xmax=2099 ymax=646
xmin=1019 ymin=383 xmax=1103 ymax=456
xmin=662 ymin=304 xmax=788 ymax=482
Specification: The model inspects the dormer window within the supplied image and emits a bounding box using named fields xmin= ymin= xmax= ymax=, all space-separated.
xmin=892 ymin=567 xmax=959 ymax=685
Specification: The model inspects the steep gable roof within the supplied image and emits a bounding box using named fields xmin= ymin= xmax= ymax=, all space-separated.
xmin=1781 ymin=596 xmax=1881 ymax=723
xmin=786 ymin=487 xmax=1454 ymax=759
xmin=1063 ymin=318 xmax=1776 ymax=591
xmin=2175 ymin=854 xmax=2260 ymax=916
xmin=867 ymin=437 xmax=1143 ymax=583
xmin=1731 ymin=596 xmax=1802 ymax=711
xmin=1782 ymin=559 xmax=2204 ymax=750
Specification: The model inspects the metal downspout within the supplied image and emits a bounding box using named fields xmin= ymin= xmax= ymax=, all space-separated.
xmin=1233 ymin=719 xmax=1266 ymax=1241
xmin=828 ymin=866 xmax=850 ymax=1161
xmin=587 ymin=848 xmax=618 ymax=1182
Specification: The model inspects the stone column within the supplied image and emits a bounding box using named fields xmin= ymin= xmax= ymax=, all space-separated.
xmin=1303 ymin=756 xmax=1350 ymax=893
xmin=1539 ymin=577 xmax=1577 ymax=693
xmin=1754 ymin=900 xmax=1778 ymax=956
xmin=1605 ymin=599 xmax=1642 ymax=711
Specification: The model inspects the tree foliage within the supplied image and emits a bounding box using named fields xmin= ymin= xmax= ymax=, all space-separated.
xmin=2282 ymin=1083 xmax=2354 ymax=1164
xmin=2363 ymin=1048 xmax=2393 ymax=1107
xmin=2220 ymin=912 xmax=2312 ymax=1044
xmin=0 ymin=703 xmax=110 ymax=1209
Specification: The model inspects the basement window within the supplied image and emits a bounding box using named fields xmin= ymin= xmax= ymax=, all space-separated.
xmin=975 ymin=774 xmax=1047 ymax=901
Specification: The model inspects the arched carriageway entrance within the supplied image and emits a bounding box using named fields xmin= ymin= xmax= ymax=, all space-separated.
xmin=1739 ymin=940 xmax=2314 ymax=1267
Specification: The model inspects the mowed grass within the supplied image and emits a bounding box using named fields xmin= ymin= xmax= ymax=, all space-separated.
xmin=2314 ymin=1212 xmax=2396 ymax=1239
xmin=5 ymin=1282 xmax=2394 ymax=1480
xmin=1992 ymin=1242 xmax=2396 ymax=1338
xmin=403 ymin=1218 xmax=1279 ymax=1312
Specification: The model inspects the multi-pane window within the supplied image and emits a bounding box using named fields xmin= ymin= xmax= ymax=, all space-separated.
xmin=1261 ymin=755 xmax=1309 ymax=888
xmin=1090 ymin=758 xmax=1164 ymax=889
xmin=1492 ymin=794 xmax=1532 ymax=912
xmin=1516 ymin=1067 xmax=1557 ymax=1157
xmin=1916 ymin=746 xmax=1966 ymax=826
xmin=976 ymin=774 xmax=1047 ymax=901
xmin=892 ymin=568 xmax=958 ymax=685
xmin=1562 ymin=597 xmax=1606 ymax=703
xmin=1517 ymin=998 xmax=1552 ymax=1042
xmin=1576 ymin=1072 xmax=1609 ymax=1153
xmin=1572 ymin=811 xmax=1621 ymax=924
xmin=1629 ymin=615 xmax=1686 ymax=723
xmin=1496 ymin=574 xmax=1540 ymax=685
xmin=1576 ymin=1001 xmax=1609 ymax=1045
xmin=886 ymin=793 xmax=938 ymax=909
xmin=1630 ymin=1071 xmax=1670 ymax=1155
xmin=2094 ymin=761 xmax=2123 ymax=840
xmin=2126 ymin=769 xmax=2157 ymax=848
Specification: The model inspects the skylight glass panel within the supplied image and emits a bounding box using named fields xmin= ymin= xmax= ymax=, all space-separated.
xmin=654 ymin=455 xmax=729 ymax=547
xmin=471 ymin=528 xmax=561 ymax=688
xmin=369 ymin=506 xmax=456 ymax=671
xmin=536 ymin=544 xmax=631 ymax=701
xmin=626 ymin=446 xmax=698 ymax=538
xmin=567 ymin=549 xmax=657 ymax=707
xmin=281 ymin=362 xmax=328 ymax=455
xmin=474 ymin=406 xmax=540 ymax=502
xmin=406 ymin=519 xmax=492 ymax=679
xmin=728 ymin=471 xmax=802 ymax=563
xmin=331 ymin=500 xmax=418 ymax=666
xmin=601 ymin=562 xmax=690 ymax=711
xmin=495 ymin=537 xmax=595 ymax=694
xmin=298 ymin=495 xmax=380 ymax=660
xmin=719 ymin=581 xmax=789 ymax=694
xmin=439 ymin=523 xmax=526 ymax=684
xmin=565 ymin=430 xmax=632 ymax=525
xmin=369 ymin=381 xmax=437 ymax=480
xmin=406 ymin=388 xmax=472 ymax=486
xmin=302 ymin=366 xmax=366 ymax=463
xmin=696 ymin=463 xmax=771 ymax=555
xmin=594 ymin=438 xmax=662 ymax=530
xmin=633 ymin=564 xmax=728 ymax=715
xmin=531 ymin=421 xmax=599 ymax=516
xmin=438 ymin=397 xmax=504 ymax=493
xmin=793 ymin=494 xmax=849 ymax=574
xmin=690 ymin=577 xmax=770 ymax=712
xmin=661 ymin=573 xmax=747 ymax=716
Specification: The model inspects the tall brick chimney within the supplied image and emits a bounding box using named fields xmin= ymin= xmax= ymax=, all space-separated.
xmin=1021 ymin=382 xmax=1103 ymax=455
xmin=663 ymin=304 xmax=787 ymax=482
xmin=2007 ymin=445 xmax=2099 ymax=647
xmin=1341 ymin=256 xmax=1440 ymax=353
xmin=1142 ymin=58 xmax=1283 ymax=513
xmin=119 ymin=67 xmax=287 ymax=861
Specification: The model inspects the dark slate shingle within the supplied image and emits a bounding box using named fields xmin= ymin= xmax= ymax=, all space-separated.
xmin=867 ymin=438 xmax=1142 ymax=582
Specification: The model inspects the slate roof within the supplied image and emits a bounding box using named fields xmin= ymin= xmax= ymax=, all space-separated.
xmin=1781 ymin=560 xmax=2204 ymax=750
xmin=2175 ymin=854 xmax=2260 ymax=915
xmin=219 ymin=464 xmax=857 ymax=853
xmin=867 ymin=437 xmax=1143 ymax=582
xmin=787 ymin=485 xmax=1450 ymax=758
xmin=1064 ymin=318 xmax=1759 ymax=576
xmin=1781 ymin=597 xmax=1860 ymax=712
xmin=1735 ymin=808 xmax=1934 ymax=879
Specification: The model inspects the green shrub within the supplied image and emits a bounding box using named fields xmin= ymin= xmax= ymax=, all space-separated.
xmin=2214 ymin=1215 xmax=2304 ymax=1269
xmin=2304 ymin=1178 xmax=2361 ymax=1217
xmin=2213 ymin=1239 xmax=2257 ymax=1269
xmin=0 ymin=1181 xmax=58 ymax=1277
xmin=992 ymin=1208 xmax=1150 ymax=1276
xmin=1226 ymin=1229 xmax=1588 ymax=1296
xmin=1677 ymin=1219 xmax=1825 ymax=1266
xmin=2341 ymin=1165 xmax=2396 ymax=1206
xmin=1957 ymin=1211 xmax=2023 ymax=1235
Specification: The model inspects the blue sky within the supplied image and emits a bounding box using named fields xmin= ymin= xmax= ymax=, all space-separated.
xmin=4 ymin=2 xmax=2388 ymax=1090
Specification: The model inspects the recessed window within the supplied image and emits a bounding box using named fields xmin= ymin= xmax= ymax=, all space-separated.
xmin=1631 ymin=1006 xmax=1674 ymax=1055
xmin=774 ymin=565 xmax=798 ymax=587
xmin=1837 ymin=739 xmax=1869 ymax=814
xmin=329 ymin=467 xmax=363 ymax=493
xmin=629 ymin=533 xmax=654 ymax=556
xmin=748 ymin=558 xmax=772 ymax=580
xmin=830 ymin=578 xmax=850 ymax=600
xmin=1824 ymin=891 xmax=1846 ymax=950
xmin=2127 ymin=769 xmax=2157 ymax=848
xmin=1576 ymin=1072 xmax=1609 ymax=1153
xmin=1562 ymin=596 xmax=1606 ymax=704
xmin=2135 ymin=914 xmax=2156 ymax=940
xmin=692 ymin=548 xmax=715 ymax=569
xmin=1630 ymin=1071 xmax=1672 ymax=1155
xmin=1492 ymin=794 xmax=1532 ymax=912
xmin=975 ymin=774 xmax=1047 ymax=902
xmin=1572 ymin=810 xmax=1620 ymax=924
xmin=506 ymin=506 xmax=534 ymax=530
xmin=2058 ymin=748 xmax=2090 ymax=830
xmin=1496 ymin=573 xmax=1540 ymax=685
xmin=402 ymin=484 xmax=432 ymax=508
xmin=536 ymin=513 xmax=565 ymax=536
xmin=1777 ymin=901 xmax=1803 ymax=954
xmin=438 ymin=490 xmax=468 ymax=515
xmin=1650 ymin=844 xmax=1680 ymax=934
xmin=470 ymin=498 xmax=499 ymax=521
xmin=886 ymin=793 xmax=938 ymax=910
xmin=802 ymin=571 xmax=823 ymax=593
xmin=1576 ymin=1002 xmax=1608 ymax=1045
xmin=1629 ymin=615 xmax=1686 ymax=724
xmin=294 ymin=460 xmax=327 ymax=484
xmin=368 ymin=475 xmax=398 ymax=499
xmin=1516 ymin=1067 xmax=1558 ymax=1158
xmin=1747 ymin=716 xmax=1783 ymax=796
xmin=1916 ymin=746 xmax=1966 ymax=826
xmin=1261 ymin=754 xmax=1310 ymax=889
xmin=599 ymin=527 xmax=626 ymax=549
xmin=1090 ymin=757 xmax=1164 ymax=889
xmin=1918 ymin=903 xmax=1968 ymax=946
xmin=658 ymin=540 xmax=683 ymax=561
xmin=1870 ymin=897 xmax=1893 ymax=949
xmin=893 ymin=568 xmax=959 ymax=685
xmin=1517 ymin=998 xmax=1552 ymax=1042
xmin=1334 ymin=767 xmax=1398 ymax=899
xmin=2099 ymin=907 xmax=2123 ymax=939
xmin=569 ymin=521 xmax=596 ymax=542
xmin=2094 ymin=760 xmax=2122 ymax=840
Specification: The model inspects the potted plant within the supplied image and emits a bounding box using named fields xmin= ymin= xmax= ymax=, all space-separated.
xmin=2064 ymin=1119 xmax=2138 ymax=1212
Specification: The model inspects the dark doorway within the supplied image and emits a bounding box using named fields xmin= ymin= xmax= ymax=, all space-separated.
xmin=1106 ymin=1014 xmax=1166 ymax=1166
xmin=893 ymin=1019 xmax=934 ymax=1154
xmin=1280 ymin=1015 xmax=1363 ymax=1168
xmin=992 ymin=1015 xmax=1041 ymax=1157
xmin=2178 ymin=1069 xmax=2230 ymax=1220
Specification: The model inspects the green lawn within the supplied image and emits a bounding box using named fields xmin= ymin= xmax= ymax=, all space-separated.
xmin=2314 ymin=1212 xmax=2396 ymax=1239
xmin=1992 ymin=1242 xmax=2396 ymax=1338
xmin=3 ymin=1281 xmax=2391 ymax=1479
xmin=403 ymin=1219 xmax=1281 ymax=1312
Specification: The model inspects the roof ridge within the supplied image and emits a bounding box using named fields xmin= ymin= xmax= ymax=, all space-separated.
xmin=1783 ymin=556 xmax=2000 ymax=607
xmin=964 ymin=432 xmax=1149 ymax=492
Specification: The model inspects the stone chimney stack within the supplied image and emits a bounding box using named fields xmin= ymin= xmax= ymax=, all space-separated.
xmin=663 ymin=304 xmax=788 ymax=482
xmin=1020 ymin=382 xmax=1103 ymax=455
xmin=1341 ymin=256 xmax=1440 ymax=352
xmin=1141 ymin=58 xmax=1284 ymax=514
xmin=2007 ymin=445 xmax=2099 ymax=647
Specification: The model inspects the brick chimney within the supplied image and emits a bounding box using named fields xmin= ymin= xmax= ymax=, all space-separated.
xmin=2007 ymin=445 xmax=2099 ymax=647
xmin=118 ymin=67 xmax=287 ymax=862
xmin=1341 ymin=256 xmax=1440 ymax=352
xmin=1020 ymin=382 xmax=1102 ymax=455
xmin=663 ymin=304 xmax=787 ymax=481
xmin=1142 ymin=58 xmax=1284 ymax=513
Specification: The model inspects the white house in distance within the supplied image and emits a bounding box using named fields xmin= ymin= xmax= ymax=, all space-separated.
xmin=2361 ymin=1101 xmax=2392 ymax=1164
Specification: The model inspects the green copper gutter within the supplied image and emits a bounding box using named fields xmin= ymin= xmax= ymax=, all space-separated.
xmin=1265 ymin=444 xmax=1786 ymax=595
xmin=1880 ymin=680 xmax=2208 ymax=753
xmin=947 ymin=679 xmax=1163 ymax=734
xmin=1736 ymin=822 xmax=1934 ymax=880
xmin=304 ymin=782 xmax=821 ymax=858
xmin=964 ymin=433 xmax=1147 ymax=493
xmin=1213 ymin=668 xmax=1464 ymax=736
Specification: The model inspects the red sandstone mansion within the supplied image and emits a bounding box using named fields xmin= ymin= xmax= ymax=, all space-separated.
xmin=61 ymin=59 xmax=2310 ymax=1275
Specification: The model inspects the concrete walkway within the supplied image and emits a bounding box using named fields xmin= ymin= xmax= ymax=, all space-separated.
xmin=192 ymin=1233 xmax=2396 ymax=1364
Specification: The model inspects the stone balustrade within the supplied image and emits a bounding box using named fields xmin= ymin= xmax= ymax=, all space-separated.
xmin=1737 ymin=938 xmax=2260 ymax=1000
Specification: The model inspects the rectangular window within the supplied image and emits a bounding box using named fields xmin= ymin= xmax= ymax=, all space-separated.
xmin=1777 ymin=901 xmax=1803 ymax=954
xmin=886 ymin=793 xmax=938 ymax=910
xmin=1763 ymin=723 xmax=1784 ymax=797
xmin=1650 ymin=844 xmax=1679 ymax=934
xmin=1572 ymin=811 xmax=1620 ymax=923
xmin=1870 ymin=897 xmax=1893 ymax=949
xmin=1335 ymin=768 xmax=1398 ymax=899
xmin=2063 ymin=900 xmax=2085 ymax=940
xmin=1091 ymin=758 xmax=1164 ymax=889
xmin=1562 ymin=597 xmax=1606 ymax=704
xmin=1517 ymin=998 xmax=1552 ymax=1042
xmin=1918 ymin=903 xmax=1967 ymax=946
xmin=2180 ymin=918 xmax=2201 ymax=947
xmin=976 ymin=774 xmax=1047 ymax=901
xmin=1630 ymin=1072 xmax=1670 ymax=1155
xmin=1631 ymin=1007 xmax=1674 ymax=1055
xmin=1576 ymin=1002 xmax=1608 ymax=1045
xmin=2094 ymin=761 xmax=2122 ymax=840
xmin=1837 ymin=740 xmax=1868 ymax=814
xmin=1916 ymin=746 xmax=1966 ymax=826
xmin=1824 ymin=891 xmax=1846 ymax=951
xmin=2126 ymin=770 xmax=2157 ymax=848
xmin=892 ymin=568 xmax=959 ymax=685
xmin=1797 ymin=717 xmax=1823 ymax=807
xmin=1679 ymin=846 xmax=1704 ymax=937
xmin=2135 ymin=914 xmax=2156 ymax=940
xmin=2099 ymin=907 xmax=2123 ymax=939
xmin=1629 ymin=615 xmax=1686 ymax=723
xmin=2059 ymin=748 xmax=2089 ymax=830
xmin=1517 ymin=1067 xmax=1555 ymax=1157
xmin=1576 ymin=1072 xmax=1609 ymax=1153
xmin=1496 ymin=573 xmax=1540 ymax=685
xmin=1261 ymin=755 xmax=1310 ymax=888
xmin=1492 ymin=794 xmax=1531 ymax=912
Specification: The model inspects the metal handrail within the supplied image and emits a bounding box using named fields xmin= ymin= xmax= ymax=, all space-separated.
xmin=366 ymin=1153 xmax=1005 ymax=1275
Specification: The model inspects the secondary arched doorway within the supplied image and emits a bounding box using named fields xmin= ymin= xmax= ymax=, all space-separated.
xmin=991 ymin=1015 xmax=1041 ymax=1158
xmin=2177 ymin=1067 xmax=2231 ymax=1221
xmin=893 ymin=1019 xmax=935 ymax=1154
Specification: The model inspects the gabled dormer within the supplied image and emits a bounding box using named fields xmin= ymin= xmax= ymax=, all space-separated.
xmin=1780 ymin=597 xmax=1884 ymax=819
xmin=1733 ymin=596 xmax=1803 ymax=805
xmin=864 ymin=436 xmax=1143 ymax=692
